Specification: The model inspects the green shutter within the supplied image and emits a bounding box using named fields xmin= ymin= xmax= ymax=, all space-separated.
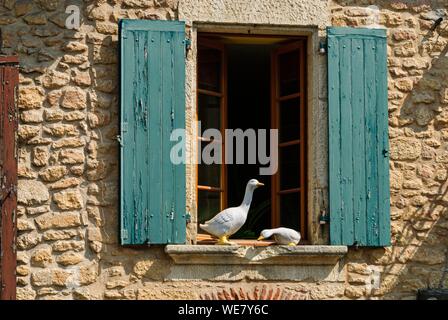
xmin=120 ymin=20 xmax=186 ymax=245
xmin=328 ymin=27 xmax=390 ymax=247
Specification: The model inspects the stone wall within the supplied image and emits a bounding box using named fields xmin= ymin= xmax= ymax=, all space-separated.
xmin=0 ymin=0 xmax=447 ymax=300
xmin=331 ymin=0 xmax=448 ymax=299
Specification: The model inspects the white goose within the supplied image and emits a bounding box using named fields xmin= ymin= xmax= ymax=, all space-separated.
xmin=257 ymin=227 xmax=301 ymax=246
xmin=200 ymin=179 xmax=264 ymax=245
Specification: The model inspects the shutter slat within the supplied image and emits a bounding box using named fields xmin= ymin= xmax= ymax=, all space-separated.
xmin=148 ymin=30 xmax=163 ymax=242
xmin=328 ymin=35 xmax=343 ymax=245
xmin=121 ymin=29 xmax=136 ymax=244
xmin=135 ymin=30 xmax=149 ymax=243
xmin=328 ymin=27 xmax=390 ymax=247
xmin=340 ymin=37 xmax=354 ymax=245
xmin=376 ymin=39 xmax=391 ymax=246
xmin=173 ymin=30 xmax=187 ymax=243
xmin=351 ymin=38 xmax=367 ymax=246
xmin=364 ymin=38 xmax=379 ymax=246
xmin=120 ymin=20 xmax=186 ymax=245
xmin=161 ymin=30 xmax=174 ymax=243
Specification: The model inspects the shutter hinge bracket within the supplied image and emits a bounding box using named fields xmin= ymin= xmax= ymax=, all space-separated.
xmin=116 ymin=135 xmax=123 ymax=147
xmin=121 ymin=229 xmax=128 ymax=240
xmin=319 ymin=210 xmax=329 ymax=225
xmin=185 ymin=212 xmax=191 ymax=224
xmin=319 ymin=40 xmax=327 ymax=55
xmin=184 ymin=38 xmax=191 ymax=58
xmin=185 ymin=38 xmax=191 ymax=50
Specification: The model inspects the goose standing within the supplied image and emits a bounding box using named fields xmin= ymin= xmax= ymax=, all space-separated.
xmin=257 ymin=227 xmax=301 ymax=246
xmin=200 ymin=179 xmax=264 ymax=245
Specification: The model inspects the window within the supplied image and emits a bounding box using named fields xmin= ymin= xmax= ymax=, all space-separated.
xmin=119 ymin=20 xmax=391 ymax=247
xmin=196 ymin=34 xmax=307 ymax=241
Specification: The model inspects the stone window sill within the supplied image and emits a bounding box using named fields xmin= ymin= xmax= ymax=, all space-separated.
xmin=165 ymin=245 xmax=348 ymax=265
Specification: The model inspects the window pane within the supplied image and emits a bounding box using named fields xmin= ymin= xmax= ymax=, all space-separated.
xmin=279 ymin=98 xmax=300 ymax=143
xmin=279 ymin=192 xmax=300 ymax=231
xmin=198 ymin=141 xmax=221 ymax=187
xmin=280 ymin=145 xmax=300 ymax=190
xmin=198 ymin=94 xmax=220 ymax=133
xmin=278 ymin=49 xmax=299 ymax=97
xmin=198 ymin=190 xmax=221 ymax=223
xmin=198 ymin=47 xmax=221 ymax=92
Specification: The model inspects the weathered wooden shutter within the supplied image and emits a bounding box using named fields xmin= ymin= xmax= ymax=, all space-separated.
xmin=120 ymin=20 xmax=186 ymax=245
xmin=0 ymin=56 xmax=19 ymax=300
xmin=327 ymin=27 xmax=390 ymax=247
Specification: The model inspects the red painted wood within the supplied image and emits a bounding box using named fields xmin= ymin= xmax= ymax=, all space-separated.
xmin=0 ymin=56 xmax=19 ymax=300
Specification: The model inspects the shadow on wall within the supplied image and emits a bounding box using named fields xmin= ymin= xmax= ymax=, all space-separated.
xmin=383 ymin=35 xmax=448 ymax=298
xmin=330 ymin=0 xmax=448 ymax=299
xmin=344 ymin=17 xmax=448 ymax=299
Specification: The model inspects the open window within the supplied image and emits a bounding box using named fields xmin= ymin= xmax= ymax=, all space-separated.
xmin=196 ymin=34 xmax=307 ymax=243
xmin=119 ymin=21 xmax=390 ymax=248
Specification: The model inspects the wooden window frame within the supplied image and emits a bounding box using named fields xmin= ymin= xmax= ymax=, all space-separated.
xmin=196 ymin=34 xmax=307 ymax=242
xmin=271 ymin=41 xmax=307 ymax=238
xmin=196 ymin=38 xmax=228 ymax=225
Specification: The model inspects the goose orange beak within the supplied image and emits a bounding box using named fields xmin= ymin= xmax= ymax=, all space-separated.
xmin=257 ymin=236 xmax=264 ymax=241
xmin=256 ymin=182 xmax=264 ymax=187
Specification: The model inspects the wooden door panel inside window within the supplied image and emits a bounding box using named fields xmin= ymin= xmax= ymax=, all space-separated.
xmin=278 ymin=48 xmax=301 ymax=97
xmin=198 ymin=94 xmax=221 ymax=132
xmin=272 ymin=41 xmax=306 ymax=237
xmin=279 ymin=192 xmax=300 ymax=227
xmin=279 ymin=145 xmax=300 ymax=190
xmin=198 ymin=159 xmax=221 ymax=188
xmin=197 ymin=39 xmax=227 ymax=224
xmin=198 ymin=47 xmax=222 ymax=92
xmin=198 ymin=190 xmax=221 ymax=223
xmin=279 ymin=98 xmax=300 ymax=143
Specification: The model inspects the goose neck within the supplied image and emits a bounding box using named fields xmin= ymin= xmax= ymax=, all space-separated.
xmin=240 ymin=185 xmax=255 ymax=211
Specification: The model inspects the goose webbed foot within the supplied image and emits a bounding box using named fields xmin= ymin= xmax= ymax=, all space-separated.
xmin=215 ymin=236 xmax=236 ymax=245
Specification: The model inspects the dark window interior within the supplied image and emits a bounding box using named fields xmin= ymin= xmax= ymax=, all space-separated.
xmin=197 ymin=35 xmax=307 ymax=241
xmin=226 ymin=44 xmax=272 ymax=238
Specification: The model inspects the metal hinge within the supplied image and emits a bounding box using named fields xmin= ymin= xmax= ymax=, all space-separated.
xmin=121 ymin=229 xmax=128 ymax=240
xmin=185 ymin=38 xmax=191 ymax=50
xmin=185 ymin=212 xmax=191 ymax=224
xmin=184 ymin=38 xmax=191 ymax=58
xmin=116 ymin=135 xmax=123 ymax=147
xmin=122 ymin=122 xmax=128 ymax=132
xmin=319 ymin=210 xmax=329 ymax=225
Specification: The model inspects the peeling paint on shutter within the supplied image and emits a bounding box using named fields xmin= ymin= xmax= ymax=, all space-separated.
xmin=120 ymin=20 xmax=186 ymax=245
xmin=328 ymin=27 xmax=390 ymax=247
